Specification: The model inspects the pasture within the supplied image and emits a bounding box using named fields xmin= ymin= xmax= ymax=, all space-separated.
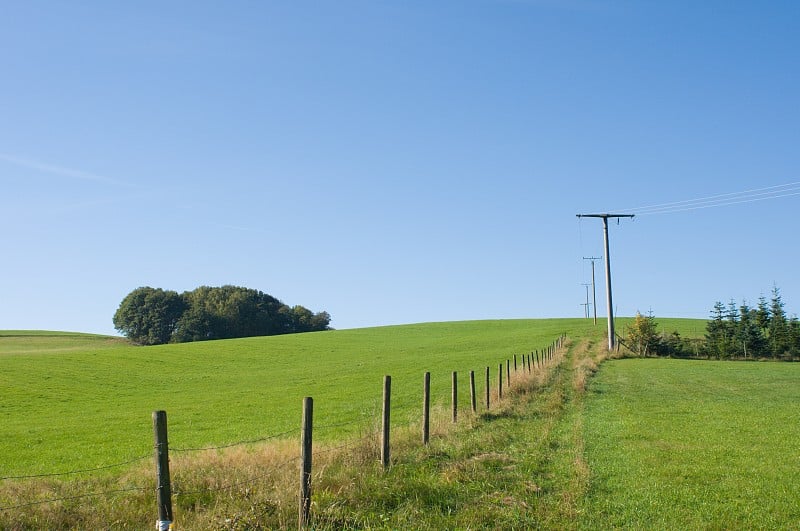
xmin=581 ymin=358 xmax=800 ymax=528
xmin=0 ymin=319 xmax=588 ymax=478
xmin=11 ymin=317 xmax=790 ymax=528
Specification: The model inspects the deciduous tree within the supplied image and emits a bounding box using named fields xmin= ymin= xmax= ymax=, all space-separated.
xmin=627 ymin=312 xmax=660 ymax=356
xmin=113 ymin=287 xmax=186 ymax=345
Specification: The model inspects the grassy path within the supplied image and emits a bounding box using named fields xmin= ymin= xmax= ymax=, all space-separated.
xmin=307 ymin=334 xmax=607 ymax=529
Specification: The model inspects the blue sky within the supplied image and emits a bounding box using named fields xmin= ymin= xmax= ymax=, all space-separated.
xmin=2 ymin=1 xmax=798 ymax=335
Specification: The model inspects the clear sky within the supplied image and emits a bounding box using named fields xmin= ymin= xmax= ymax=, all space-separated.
xmin=2 ymin=1 xmax=798 ymax=335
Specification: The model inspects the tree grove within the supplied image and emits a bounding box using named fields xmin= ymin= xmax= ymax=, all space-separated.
xmin=113 ymin=285 xmax=331 ymax=345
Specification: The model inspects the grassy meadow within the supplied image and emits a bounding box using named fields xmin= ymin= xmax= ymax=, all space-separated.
xmin=581 ymin=358 xmax=800 ymax=528
xmin=6 ymin=317 xmax=798 ymax=528
xmin=0 ymin=320 xmax=587 ymax=478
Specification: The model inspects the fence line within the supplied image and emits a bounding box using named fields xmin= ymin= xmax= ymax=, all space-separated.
xmin=1 ymin=333 xmax=569 ymax=527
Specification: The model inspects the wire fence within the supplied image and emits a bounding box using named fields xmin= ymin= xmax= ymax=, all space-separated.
xmin=0 ymin=455 xmax=152 ymax=481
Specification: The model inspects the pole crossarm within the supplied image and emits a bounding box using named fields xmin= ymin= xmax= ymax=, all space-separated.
xmin=576 ymin=213 xmax=636 ymax=220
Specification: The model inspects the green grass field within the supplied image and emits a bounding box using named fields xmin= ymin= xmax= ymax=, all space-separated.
xmin=581 ymin=357 xmax=800 ymax=528
xmin=0 ymin=320 xmax=588 ymax=478
xmin=12 ymin=317 xmax=782 ymax=529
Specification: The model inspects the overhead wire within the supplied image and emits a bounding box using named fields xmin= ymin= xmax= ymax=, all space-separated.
xmin=616 ymin=181 xmax=800 ymax=216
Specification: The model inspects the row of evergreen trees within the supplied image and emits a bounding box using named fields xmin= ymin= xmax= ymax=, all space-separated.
xmin=705 ymin=286 xmax=799 ymax=359
xmin=625 ymin=286 xmax=799 ymax=360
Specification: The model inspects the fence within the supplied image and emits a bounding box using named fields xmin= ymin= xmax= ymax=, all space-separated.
xmin=1 ymin=334 xmax=567 ymax=529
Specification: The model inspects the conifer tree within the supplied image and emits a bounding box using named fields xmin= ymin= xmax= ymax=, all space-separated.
xmin=756 ymin=294 xmax=771 ymax=332
xmin=705 ymin=301 xmax=730 ymax=359
xmin=769 ymin=285 xmax=790 ymax=358
xmin=737 ymin=302 xmax=767 ymax=358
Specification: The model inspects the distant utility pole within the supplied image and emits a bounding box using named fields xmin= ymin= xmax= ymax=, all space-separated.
xmin=576 ymin=214 xmax=634 ymax=350
xmin=583 ymin=256 xmax=601 ymax=325
xmin=581 ymin=283 xmax=591 ymax=319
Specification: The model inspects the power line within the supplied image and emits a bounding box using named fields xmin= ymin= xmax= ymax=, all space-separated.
xmin=617 ymin=181 xmax=800 ymax=216
xmin=634 ymin=190 xmax=800 ymax=215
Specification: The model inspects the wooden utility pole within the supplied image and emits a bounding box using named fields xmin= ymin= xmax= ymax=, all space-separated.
xmin=581 ymin=283 xmax=591 ymax=319
xmin=576 ymin=213 xmax=634 ymax=350
xmin=583 ymin=256 xmax=601 ymax=325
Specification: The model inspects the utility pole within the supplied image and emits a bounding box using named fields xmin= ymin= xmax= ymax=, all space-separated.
xmin=583 ymin=256 xmax=601 ymax=325
xmin=576 ymin=214 xmax=634 ymax=350
xmin=581 ymin=283 xmax=591 ymax=319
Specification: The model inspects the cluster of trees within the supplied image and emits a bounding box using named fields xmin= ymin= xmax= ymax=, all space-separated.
xmin=113 ymin=285 xmax=331 ymax=345
xmin=625 ymin=286 xmax=799 ymax=360
xmin=705 ymin=286 xmax=799 ymax=359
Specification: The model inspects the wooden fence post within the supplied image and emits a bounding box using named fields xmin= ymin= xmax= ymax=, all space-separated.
xmin=469 ymin=370 xmax=477 ymax=414
xmin=485 ymin=366 xmax=490 ymax=409
xmin=299 ymin=397 xmax=313 ymax=529
xmin=382 ymin=376 xmax=391 ymax=469
xmin=423 ymin=372 xmax=430 ymax=445
xmin=152 ymin=410 xmax=173 ymax=531
xmin=514 ymin=354 xmax=517 ymax=372
xmin=506 ymin=359 xmax=511 ymax=388
xmin=498 ymin=363 xmax=503 ymax=399
xmin=452 ymin=371 xmax=458 ymax=423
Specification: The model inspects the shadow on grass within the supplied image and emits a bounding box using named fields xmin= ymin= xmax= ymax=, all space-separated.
xmin=480 ymin=409 xmax=519 ymax=422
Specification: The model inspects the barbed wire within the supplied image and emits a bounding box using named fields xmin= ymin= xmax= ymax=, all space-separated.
xmin=171 ymin=428 xmax=300 ymax=453
xmin=0 ymin=455 xmax=151 ymax=481
xmin=312 ymin=431 xmax=377 ymax=458
xmin=0 ymin=485 xmax=148 ymax=512
xmin=315 ymin=419 xmax=368 ymax=432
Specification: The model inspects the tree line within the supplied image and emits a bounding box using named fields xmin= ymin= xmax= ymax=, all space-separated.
xmin=705 ymin=286 xmax=798 ymax=359
xmin=625 ymin=286 xmax=800 ymax=360
xmin=113 ymin=285 xmax=331 ymax=345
